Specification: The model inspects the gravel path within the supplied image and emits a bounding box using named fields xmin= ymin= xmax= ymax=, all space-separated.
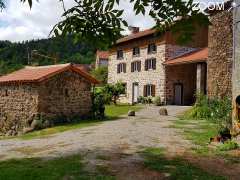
xmin=0 ymin=105 xmax=191 ymax=161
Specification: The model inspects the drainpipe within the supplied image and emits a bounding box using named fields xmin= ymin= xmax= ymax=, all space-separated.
xmin=232 ymin=0 xmax=240 ymax=135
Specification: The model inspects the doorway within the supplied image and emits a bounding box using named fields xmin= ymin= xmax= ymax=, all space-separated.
xmin=132 ymin=83 xmax=139 ymax=103
xmin=174 ymin=83 xmax=183 ymax=105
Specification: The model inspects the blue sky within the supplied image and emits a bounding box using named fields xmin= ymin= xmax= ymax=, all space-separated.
xmin=0 ymin=0 xmax=226 ymax=42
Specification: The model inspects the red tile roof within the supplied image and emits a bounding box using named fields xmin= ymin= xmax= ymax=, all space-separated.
xmin=116 ymin=29 xmax=156 ymax=44
xmin=163 ymin=48 xmax=208 ymax=66
xmin=96 ymin=50 xmax=109 ymax=59
xmin=0 ymin=63 xmax=99 ymax=84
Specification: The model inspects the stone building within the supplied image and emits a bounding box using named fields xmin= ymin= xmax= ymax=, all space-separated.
xmin=95 ymin=50 xmax=109 ymax=68
xmin=108 ymin=28 xmax=208 ymax=105
xmin=0 ymin=63 xmax=99 ymax=135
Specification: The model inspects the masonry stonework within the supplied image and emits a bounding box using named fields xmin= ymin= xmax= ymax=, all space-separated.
xmin=165 ymin=64 xmax=197 ymax=105
xmin=0 ymin=84 xmax=39 ymax=135
xmin=207 ymin=10 xmax=233 ymax=98
xmin=108 ymin=43 xmax=166 ymax=104
xmin=0 ymin=70 xmax=92 ymax=135
xmin=38 ymin=71 xmax=92 ymax=120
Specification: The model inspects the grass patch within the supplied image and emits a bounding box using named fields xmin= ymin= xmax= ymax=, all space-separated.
xmin=105 ymin=104 xmax=142 ymax=118
xmin=172 ymin=115 xmax=218 ymax=148
xmin=172 ymin=111 xmax=240 ymax=164
xmin=141 ymin=147 xmax=226 ymax=180
xmin=0 ymin=154 xmax=115 ymax=180
xmin=19 ymin=104 xmax=142 ymax=140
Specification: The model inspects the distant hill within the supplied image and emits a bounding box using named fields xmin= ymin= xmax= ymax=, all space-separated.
xmin=0 ymin=36 xmax=97 ymax=75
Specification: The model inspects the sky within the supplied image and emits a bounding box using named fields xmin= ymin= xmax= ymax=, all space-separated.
xmin=0 ymin=0 xmax=226 ymax=42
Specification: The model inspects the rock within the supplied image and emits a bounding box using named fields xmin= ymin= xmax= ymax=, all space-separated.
xmin=31 ymin=120 xmax=42 ymax=130
xmin=22 ymin=127 xmax=34 ymax=134
xmin=128 ymin=110 xmax=135 ymax=116
xmin=159 ymin=108 xmax=168 ymax=116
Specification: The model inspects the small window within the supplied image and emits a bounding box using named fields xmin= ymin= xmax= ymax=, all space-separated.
xmin=5 ymin=90 xmax=8 ymax=96
xmin=117 ymin=63 xmax=126 ymax=73
xmin=131 ymin=61 xmax=141 ymax=72
xmin=148 ymin=43 xmax=157 ymax=54
xmin=65 ymin=89 xmax=69 ymax=97
xmin=117 ymin=50 xmax=123 ymax=59
xmin=145 ymin=58 xmax=156 ymax=71
xmin=144 ymin=84 xmax=156 ymax=97
xmin=133 ymin=47 xmax=140 ymax=56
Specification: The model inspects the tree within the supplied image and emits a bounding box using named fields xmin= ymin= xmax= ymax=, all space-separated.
xmin=90 ymin=66 xmax=108 ymax=85
xmin=53 ymin=0 xmax=209 ymax=45
xmin=5 ymin=0 xmax=209 ymax=46
xmin=103 ymin=82 xmax=125 ymax=105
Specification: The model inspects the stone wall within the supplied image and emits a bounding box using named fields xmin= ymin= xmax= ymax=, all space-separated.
xmin=165 ymin=64 xmax=197 ymax=105
xmin=207 ymin=10 xmax=233 ymax=98
xmin=108 ymin=43 xmax=166 ymax=104
xmin=38 ymin=70 xmax=92 ymax=120
xmin=0 ymin=84 xmax=39 ymax=135
xmin=0 ymin=70 xmax=92 ymax=135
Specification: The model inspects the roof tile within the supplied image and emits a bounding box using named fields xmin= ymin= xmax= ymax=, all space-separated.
xmin=0 ymin=63 xmax=99 ymax=84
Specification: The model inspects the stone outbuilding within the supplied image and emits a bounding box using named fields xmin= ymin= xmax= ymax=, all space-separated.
xmin=0 ymin=63 xmax=99 ymax=135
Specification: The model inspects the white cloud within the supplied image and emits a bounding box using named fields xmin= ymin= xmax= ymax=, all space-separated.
xmin=0 ymin=0 xmax=76 ymax=42
xmin=0 ymin=0 xmax=226 ymax=42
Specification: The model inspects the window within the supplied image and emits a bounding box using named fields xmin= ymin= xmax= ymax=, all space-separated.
xmin=133 ymin=47 xmax=140 ymax=56
xmin=65 ymin=89 xmax=69 ymax=97
xmin=117 ymin=63 xmax=126 ymax=73
xmin=145 ymin=58 xmax=156 ymax=71
xmin=131 ymin=61 xmax=141 ymax=72
xmin=5 ymin=90 xmax=8 ymax=96
xmin=148 ymin=43 xmax=157 ymax=54
xmin=117 ymin=50 xmax=123 ymax=59
xmin=144 ymin=84 xmax=156 ymax=97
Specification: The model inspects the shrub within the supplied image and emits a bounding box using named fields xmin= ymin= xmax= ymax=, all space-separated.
xmin=187 ymin=93 xmax=232 ymax=132
xmin=153 ymin=96 xmax=162 ymax=106
xmin=103 ymin=82 xmax=125 ymax=105
xmin=217 ymin=140 xmax=239 ymax=151
xmin=91 ymin=91 xmax=105 ymax=120
xmin=145 ymin=96 xmax=153 ymax=104
xmin=137 ymin=96 xmax=145 ymax=104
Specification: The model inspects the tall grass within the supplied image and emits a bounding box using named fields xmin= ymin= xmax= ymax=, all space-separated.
xmin=186 ymin=93 xmax=232 ymax=129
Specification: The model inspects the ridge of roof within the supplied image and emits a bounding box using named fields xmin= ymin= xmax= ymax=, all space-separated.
xmin=0 ymin=63 xmax=99 ymax=84
xmin=116 ymin=29 xmax=157 ymax=44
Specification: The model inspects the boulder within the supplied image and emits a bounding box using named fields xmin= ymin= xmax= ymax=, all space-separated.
xmin=22 ymin=127 xmax=34 ymax=134
xmin=128 ymin=110 xmax=135 ymax=116
xmin=31 ymin=120 xmax=43 ymax=130
xmin=159 ymin=108 xmax=168 ymax=116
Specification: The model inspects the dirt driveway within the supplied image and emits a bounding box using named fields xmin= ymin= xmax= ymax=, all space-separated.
xmin=0 ymin=106 xmax=191 ymax=161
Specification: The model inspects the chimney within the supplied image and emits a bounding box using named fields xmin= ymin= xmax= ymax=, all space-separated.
xmin=128 ymin=26 xmax=140 ymax=34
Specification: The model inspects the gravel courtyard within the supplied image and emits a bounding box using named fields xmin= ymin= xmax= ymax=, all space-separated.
xmin=0 ymin=106 xmax=191 ymax=160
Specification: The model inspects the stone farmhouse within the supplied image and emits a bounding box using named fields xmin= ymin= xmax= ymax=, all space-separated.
xmin=0 ymin=63 xmax=99 ymax=135
xmin=108 ymin=1 xmax=234 ymax=105
xmin=108 ymin=28 xmax=208 ymax=105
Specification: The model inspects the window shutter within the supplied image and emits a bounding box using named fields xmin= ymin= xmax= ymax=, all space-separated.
xmin=145 ymin=60 xmax=148 ymax=71
xmin=151 ymin=85 xmax=156 ymax=97
xmin=131 ymin=62 xmax=134 ymax=72
xmin=117 ymin=64 xmax=120 ymax=73
xmin=123 ymin=63 xmax=126 ymax=73
xmin=138 ymin=61 xmax=141 ymax=72
xmin=152 ymin=59 xmax=156 ymax=70
xmin=143 ymin=85 xmax=147 ymax=97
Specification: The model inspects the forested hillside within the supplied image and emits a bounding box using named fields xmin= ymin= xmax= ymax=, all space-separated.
xmin=0 ymin=36 xmax=97 ymax=75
